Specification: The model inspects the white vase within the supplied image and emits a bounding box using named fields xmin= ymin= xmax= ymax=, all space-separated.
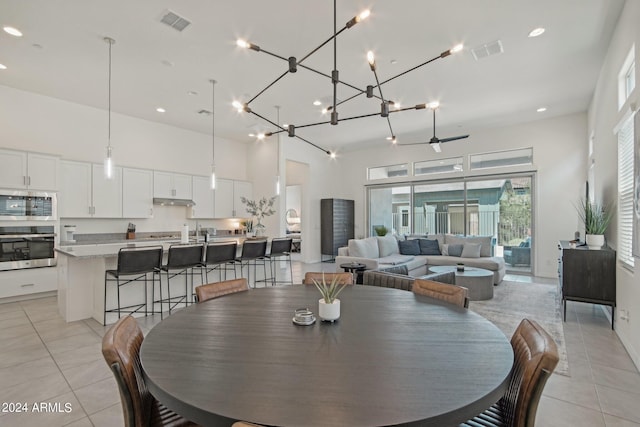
xmin=318 ymin=298 xmax=340 ymax=322
xmin=586 ymin=234 xmax=605 ymax=250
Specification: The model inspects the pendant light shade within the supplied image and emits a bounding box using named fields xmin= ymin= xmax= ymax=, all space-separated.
xmin=104 ymin=37 xmax=115 ymax=179
xmin=275 ymin=105 xmax=281 ymax=196
xmin=210 ymin=79 xmax=217 ymax=189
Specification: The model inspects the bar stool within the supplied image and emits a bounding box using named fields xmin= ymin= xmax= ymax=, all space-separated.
xmin=202 ymin=241 xmax=238 ymax=282
xmin=237 ymin=239 xmax=269 ymax=288
xmin=104 ymin=246 xmax=163 ymax=325
xmin=160 ymin=244 xmax=205 ymax=312
xmin=267 ymin=237 xmax=293 ymax=285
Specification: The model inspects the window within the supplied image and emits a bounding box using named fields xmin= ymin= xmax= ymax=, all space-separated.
xmin=414 ymin=157 xmax=464 ymax=176
xmin=617 ymin=114 xmax=635 ymax=268
xmin=367 ymin=163 xmax=409 ymax=180
xmin=618 ymin=45 xmax=635 ymax=109
xmin=469 ymin=148 xmax=533 ymax=170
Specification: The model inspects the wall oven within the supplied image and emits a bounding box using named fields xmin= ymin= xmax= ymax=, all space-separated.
xmin=0 ymin=189 xmax=57 ymax=221
xmin=0 ymin=226 xmax=57 ymax=270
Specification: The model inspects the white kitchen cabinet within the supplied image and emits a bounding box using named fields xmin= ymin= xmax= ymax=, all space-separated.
xmin=0 ymin=149 xmax=59 ymax=191
xmin=123 ymin=168 xmax=154 ymax=218
xmin=59 ymin=160 xmax=92 ymax=218
xmin=0 ymin=267 xmax=58 ymax=299
xmin=92 ymin=164 xmax=122 ymax=218
xmin=214 ymin=179 xmax=253 ymax=218
xmin=153 ymin=171 xmax=192 ymax=199
xmin=233 ymin=180 xmax=253 ymax=217
xmin=59 ymin=160 xmax=122 ymax=218
xmin=190 ymin=175 xmax=215 ymax=219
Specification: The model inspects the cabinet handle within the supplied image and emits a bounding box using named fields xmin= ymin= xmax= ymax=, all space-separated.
xmin=28 ymin=176 xmax=31 ymax=186
xmin=20 ymin=283 xmax=35 ymax=288
xmin=23 ymin=176 xmax=27 ymax=185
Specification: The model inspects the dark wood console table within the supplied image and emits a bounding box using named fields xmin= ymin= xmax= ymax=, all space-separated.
xmin=558 ymin=240 xmax=616 ymax=329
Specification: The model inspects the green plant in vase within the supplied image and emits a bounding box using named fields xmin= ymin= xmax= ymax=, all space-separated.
xmin=313 ymin=273 xmax=348 ymax=322
xmin=575 ymin=198 xmax=614 ymax=249
xmin=373 ymin=225 xmax=389 ymax=236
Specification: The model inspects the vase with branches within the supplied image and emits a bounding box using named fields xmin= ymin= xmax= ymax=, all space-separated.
xmin=240 ymin=196 xmax=276 ymax=232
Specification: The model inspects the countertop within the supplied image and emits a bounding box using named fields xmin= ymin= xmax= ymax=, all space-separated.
xmin=56 ymin=236 xmax=244 ymax=259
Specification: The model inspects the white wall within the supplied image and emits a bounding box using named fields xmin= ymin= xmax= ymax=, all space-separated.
xmin=587 ymin=0 xmax=640 ymax=370
xmin=0 ymin=84 xmax=249 ymax=234
xmin=338 ymin=112 xmax=588 ymax=279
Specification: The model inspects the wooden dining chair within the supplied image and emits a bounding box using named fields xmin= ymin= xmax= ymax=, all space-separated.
xmin=412 ymin=278 xmax=469 ymax=308
xmin=459 ymin=318 xmax=559 ymax=427
xmin=102 ymin=315 xmax=199 ymax=427
xmin=303 ymin=271 xmax=354 ymax=285
xmin=194 ymin=278 xmax=249 ymax=302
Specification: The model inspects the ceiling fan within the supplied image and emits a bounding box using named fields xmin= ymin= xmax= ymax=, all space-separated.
xmin=398 ymin=106 xmax=469 ymax=152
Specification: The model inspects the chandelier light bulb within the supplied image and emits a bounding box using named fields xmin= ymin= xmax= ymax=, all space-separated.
xmin=330 ymin=151 xmax=336 ymax=159
xmin=358 ymin=10 xmax=371 ymax=22
xmin=237 ymin=39 xmax=249 ymax=49
xmin=367 ymin=51 xmax=375 ymax=66
xmin=450 ymin=44 xmax=464 ymax=54
xmin=232 ymin=100 xmax=245 ymax=112
xmin=428 ymin=101 xmax=440 ymax=110
xmin=257 ymin=133 xmax=266 ymax=140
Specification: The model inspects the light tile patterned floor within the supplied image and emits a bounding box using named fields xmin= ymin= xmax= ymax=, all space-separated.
xmin=0 ymin=265 xmax=638 ymax=426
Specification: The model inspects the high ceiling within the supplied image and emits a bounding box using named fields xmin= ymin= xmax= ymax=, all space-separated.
xmin=0 ymin=0 xmax=625 ymax=154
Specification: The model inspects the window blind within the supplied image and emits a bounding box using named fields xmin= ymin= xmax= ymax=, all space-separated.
xmin=617 ymin=114 xmax=635 ymax=268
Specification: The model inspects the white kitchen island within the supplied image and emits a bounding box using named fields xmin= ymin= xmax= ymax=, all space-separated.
xmin=56 ymin=238 xmax=243 ymax=324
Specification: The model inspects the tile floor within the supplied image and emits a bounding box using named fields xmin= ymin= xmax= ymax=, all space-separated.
xmin=0 ymin=264 xmax=638 ymax=427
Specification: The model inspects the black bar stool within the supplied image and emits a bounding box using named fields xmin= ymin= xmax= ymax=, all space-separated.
xmin=202 ymin=241 xmax=238 ymax=282
xmin=161 ymin=244 xmax=205 ymax=312
xmin=104 ymin=246 xmax=163 ymax=325
xmin=237 ymin=239 xmax=269 ymax=288
xmin=267 ymin=237 xmax=293 ymax=285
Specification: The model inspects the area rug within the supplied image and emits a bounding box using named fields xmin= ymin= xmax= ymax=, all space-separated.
xmin=469 ymin=279 xmax=570 ymax=377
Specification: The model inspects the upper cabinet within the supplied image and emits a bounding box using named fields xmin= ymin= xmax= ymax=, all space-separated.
xmin=190 ymin=176 xmax=215 ymax=219
xmin=0 ymin=149 xmax=59 ymax=191
xmin=153 ymin=171 xmax=192 ymax=199
xmin=59 ymin=160 xmax=122 ymax=218
xmin=214 ymin=179 xmax=253 ymax=218
xmin=123 ymin=168 xmax=154 ymax=218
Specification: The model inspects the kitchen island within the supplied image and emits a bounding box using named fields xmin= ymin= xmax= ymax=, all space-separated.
xmin=56 ymin=237 xmax=243 ymax=324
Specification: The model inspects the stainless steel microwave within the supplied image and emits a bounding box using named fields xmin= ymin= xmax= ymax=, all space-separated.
xmin=0 ymin=190 xmax=57 ymax=221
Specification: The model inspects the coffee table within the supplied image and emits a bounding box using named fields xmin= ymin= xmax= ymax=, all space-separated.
xmin=429 ymin=265 xmax=494 ymax=300
xmin=340 ymin=262 xmax=366 ymax=284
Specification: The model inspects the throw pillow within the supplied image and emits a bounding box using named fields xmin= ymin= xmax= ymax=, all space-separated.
xmin=377 ymin=235 xmax=400 ymax=257
xmin=398 ymin=239 xmax=420 ymax=255
xmin=348 ymin=237 xmax=379 ymax=258
xmin=446 ymin=244 xmax=464 ymax=257
xmin=461 ymin=243 xmax=482 ymax=258
xmin=418 ymin=238 xmax=441 ymax=255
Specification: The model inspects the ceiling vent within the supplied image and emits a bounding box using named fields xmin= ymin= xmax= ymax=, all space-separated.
xmin=160 ymin=10 xmax=191 ymax=32
xmin=471 ymin=40 xmax=504 ymax=61
xmin=198 ymin=109 xmax=212 ymax=115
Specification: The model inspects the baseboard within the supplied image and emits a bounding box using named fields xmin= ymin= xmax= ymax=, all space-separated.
xmin=601 ymin=305 xmax=640 ymax=372
xmin=0 ymin=290 xmax=57 ymax=304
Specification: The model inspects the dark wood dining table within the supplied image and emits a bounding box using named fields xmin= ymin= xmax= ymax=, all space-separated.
xmin=140 ymin=284 xmax=513 ymax=427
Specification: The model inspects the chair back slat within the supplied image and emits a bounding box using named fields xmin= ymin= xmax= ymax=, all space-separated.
xmin=240 ymin=240 xmax=267 ymax=260
xmin=303 ymin=272 xmax=354 ymax=285
xmin=195 ymin=278 xmax=249 ymax=302
xmin=166 ymin=244 xmax=204 ymax=269
xmin=205 ymin=242 xmax=237 ymax=264
xmin=412 ymin=278 xmax=469 ymax=308
xmin=117 ymin=247 xmax=163 ymax=275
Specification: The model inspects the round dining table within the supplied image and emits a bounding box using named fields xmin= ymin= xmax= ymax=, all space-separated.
xmin=140 ymin=284 xmax=513 ymax=427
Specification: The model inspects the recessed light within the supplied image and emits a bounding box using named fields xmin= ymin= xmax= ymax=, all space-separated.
xmin=187 ymin=90 xmax=198 ymax=96
xmin=313 ymin=100 xmax=322 ymax=106
xmin=3 ymin=26 xmax=23 ymax=37
xmin=0 ymin=64 xmax=6 ymax=70
xmin=161 ymin=60 xmax=174 ymax=67
xmin=32 ymin=43 xmax=43 ymax=49
xmin=390 ymin=59 xmax=398 ymax=65
xmin=156 ymin=107 xmax=166 ymax=113
xmin=536 ymin=107 xmax=547 ymax=112
xmin=528 ymin=27 xmax=545 ymax=38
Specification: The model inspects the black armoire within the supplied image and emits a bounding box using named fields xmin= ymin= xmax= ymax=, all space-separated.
xmin=321 ymin=198 xmax=354 ymax=259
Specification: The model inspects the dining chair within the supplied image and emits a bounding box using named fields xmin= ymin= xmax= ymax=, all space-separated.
xmin=412 ymin=278 xmax=469 ymax=308
xmin=266 ymin=237 xmax=293 ymax=285
xmin=102 ymin=315 xmax=199 ymax=427
xmin=104 ymin=246 xmax=163 ymax=325
xmin=303 ymin=271 xmax=354 ymax=285
xmin=195 ymin=278 xmax=249 ymax=302
xmin=459 ymin=318 xmax=559 ymax=427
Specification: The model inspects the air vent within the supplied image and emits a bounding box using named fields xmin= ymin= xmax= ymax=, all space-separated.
xmin=471 ymin=40 xmax=504 ymax=61
xmin=160 ymin=10 xmax=191 ymax=32
xmin=198 ymin=109 xmax=212 ymax=115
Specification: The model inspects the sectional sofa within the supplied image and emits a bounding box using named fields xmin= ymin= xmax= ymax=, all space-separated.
xmin=335 ymin=234 xmax=506 ymax=285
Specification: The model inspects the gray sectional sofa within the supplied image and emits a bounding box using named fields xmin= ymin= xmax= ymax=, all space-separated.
xmin=335 ymin=234 xmax=506 ymax=284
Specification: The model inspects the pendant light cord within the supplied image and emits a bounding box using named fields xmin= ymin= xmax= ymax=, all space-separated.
xmin=107 ymin=38 xmax=113 ymax=147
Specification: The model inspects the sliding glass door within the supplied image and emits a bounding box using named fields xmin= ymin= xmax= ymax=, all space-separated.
xmin=367 ymin=174 xmax=533 ymax=273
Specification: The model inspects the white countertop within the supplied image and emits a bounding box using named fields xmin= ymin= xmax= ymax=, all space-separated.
xmin=56 ymin=237 xmax=243 ymax=259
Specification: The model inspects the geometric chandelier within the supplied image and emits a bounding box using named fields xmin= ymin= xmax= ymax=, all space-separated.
xmin=233 ymin=0 xmax=463 ymax=156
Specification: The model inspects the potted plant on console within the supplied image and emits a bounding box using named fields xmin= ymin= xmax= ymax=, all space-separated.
xmin=241 ymin=196 xmax=276 ymax=236
xmin=577 ymin=198 xmax=614 ymax=250
xmin=313 ymin=274 xmax=348 ymax=322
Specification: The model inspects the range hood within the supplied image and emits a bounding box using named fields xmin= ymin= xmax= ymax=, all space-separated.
xmin=153 ymin=198 xmax=196 ymax=207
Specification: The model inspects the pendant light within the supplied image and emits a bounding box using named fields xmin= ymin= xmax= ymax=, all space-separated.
xmin=275 ymin=105 xmax=281 ymax=196
xmin=210 ymin=79 xmax=217 ymax=189
xmin=104 ymin=37 xmax=115 ymax=179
